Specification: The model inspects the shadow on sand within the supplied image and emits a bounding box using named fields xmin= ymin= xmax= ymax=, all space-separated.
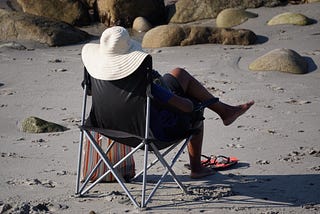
xmin=135 ymin=164 xmax=320 ymax=210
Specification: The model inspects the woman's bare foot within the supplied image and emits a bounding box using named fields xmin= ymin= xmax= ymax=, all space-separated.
xmin=190 ymin=165 xmax=215 ymax=179
xmin=222 ymin=101 xmax=254 ymax=126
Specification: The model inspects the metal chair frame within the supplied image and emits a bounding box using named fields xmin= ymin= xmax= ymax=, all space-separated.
xmin=75 ymin=84 xmax=191 ymax=208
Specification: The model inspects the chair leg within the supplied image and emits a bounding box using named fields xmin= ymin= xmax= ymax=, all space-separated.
xmin=141 ymin=143 xmax=149 ymax=208
xmin=76 ymin=86 xmax=88 ymax=194
xmin=77 ymin=129 xmax=190 ymax=207
xmin=81 ymin=140 xmax=144 ymax=196
xmin=133 ymin=142 xmax=179 ymax=180
xmin=83 ymin=131 xmax=140 ymax=208
xmin=76 ymin=130 xmax=84 ymax=194
xmin=149 ymin=144 xmax=188 ymax=194
xmin=142 ymin=138 xmax=190 ymax=206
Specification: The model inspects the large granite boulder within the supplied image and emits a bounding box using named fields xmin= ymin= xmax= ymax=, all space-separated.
xmin=267 ymin=12 xmax=311 ymax=26
xmin=21 ymin=116 xmax=68 ymax=133
xmin=142 ymin=25 xmax=256 ymax=48
xmin=249 ymin=48 xmax=308 ymax=74
xmin=96 ymin=0 xmax=166 ymax=27
xmin=167 ymin=0 xmax=285 ymax=23
xmin=142 ymin=25 xmax=186 ymax=48
xmin=0 ymin=9 xmax=90 ymax=46
xmin=216 ymin=8 xmax=258 ymax=28
xmin=16 ymin=0 xmax=91 ymax=26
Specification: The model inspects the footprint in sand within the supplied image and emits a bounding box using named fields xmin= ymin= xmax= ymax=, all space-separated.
xmin=6 ymin=178 xmax=56 ymax=188
xmin=2 ymin=201 xmax=69 ymax=213
xmin=0 ymin=89 xmax=16 ymax=96
xmin=279 ymin=147 xmax=320 ymax=163
xmin=1 ymin=152 xmax=25 ymax=158
xmin=285 ymin=98 xmax=312 ymax=105
xmin=256 ymin=160 xmax=270 ymax=165
xmin=266 ymin=84 xmax=286 ymax=93
xmin=48 ymin=58 xmax=64 ymax=63
xmin=186 ymin=185 xmax=233 ymax=201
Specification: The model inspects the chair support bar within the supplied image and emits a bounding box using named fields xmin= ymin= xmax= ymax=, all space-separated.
xmin=76 ymin=85 xmax=88 ymax=194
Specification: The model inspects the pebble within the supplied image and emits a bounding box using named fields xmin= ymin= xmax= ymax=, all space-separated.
xmin=48 ymin=59 xmax=64 ymax=63
xmin=310 ymin=166 xmax=320 ymax=171
xmin=285 ymin=98 xmax=311 ymax=105
xmin=227 ymin=143 xmax=244 ymax=148
xmin=52 ymin=68 xmax=68 ymax=72
xmin=0 ymin=42 xmax=27 ymax=50
xmin=3 ymin=201 xmax=69 ymax=213
xmin=0 ymin=203 xmax=12 ymax=213
xmin=256 ymin=160 xmax=270 ymax=165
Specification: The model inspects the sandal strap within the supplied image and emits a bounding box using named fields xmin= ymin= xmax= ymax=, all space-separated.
xmin=214 ymin=155 xmax=230 ymax=164
xmin=201 ymin=155 xmax=231 ymax=166
xmin=200 ymin=154 xmax=212 ymax=166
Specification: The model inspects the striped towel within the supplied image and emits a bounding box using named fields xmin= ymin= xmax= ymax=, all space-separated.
xmin=82 ymin=132 xmax=135 ymax=182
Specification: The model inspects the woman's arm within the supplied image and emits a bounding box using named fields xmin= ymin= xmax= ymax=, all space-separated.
xmin=151 ymin=83 xmax=194 ymax=113
xmin=167 ymin=94 xmax=194 ymax=113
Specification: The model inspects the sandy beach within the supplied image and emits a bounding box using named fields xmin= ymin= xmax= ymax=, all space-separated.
xmin=1 ymin=3 xmax=320 ymax=214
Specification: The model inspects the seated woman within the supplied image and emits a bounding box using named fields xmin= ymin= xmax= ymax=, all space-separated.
xmin=81 ymin=26 xmax=254 ymax=179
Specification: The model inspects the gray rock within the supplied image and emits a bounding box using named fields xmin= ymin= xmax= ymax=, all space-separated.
xmin=0 ymin=203 xmax=12 ymax=213
xmin=142 ymin=25 xmax=256 ymax=48
xmin=249 ymin=48 xmax=308 ymax=74
xmin=0 ymin=9 xmax=90 ymax=46
xmin=97 ymin=0 xmax=166 ymax=27
xmin=16 ymin=0 xmax=91 ymax=26
xmin=267 ymin=12 xmax=312 ymax=26
xmin=142 ymin=25 xmax=186 ymax=48
xmin=132 ymin=17 xmax=153 ymax=32
xmin=0 ymin=42 xmax=27 ymax=50
xmin=216 ymin=8 xmax=258 ymax=28
xmin=21 ymin=116 xmax=68 ymax=133
xmin=167 ymin=0 xmax=285 ymax=23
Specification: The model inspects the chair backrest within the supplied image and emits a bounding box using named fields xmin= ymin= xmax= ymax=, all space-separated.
xmin=84 ymin=55 xmax=153 ymax=147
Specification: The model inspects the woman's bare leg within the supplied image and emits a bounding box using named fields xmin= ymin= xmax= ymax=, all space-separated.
xmin=187 ymin=122 xmax=215 ymax=179
xmin=170 ymin=67 xmax=254 ymax=126
xmin=170 ymin=67 xmax=254 ymax=178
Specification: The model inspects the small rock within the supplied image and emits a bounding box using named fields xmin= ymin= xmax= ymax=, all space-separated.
xmin=310 ymin=166 xmax=320 ymax=171
xmin=132 ymin=17 xmax=152 ymax=32
xmin=0 ymin=42 xmax=27 ymax=50
xmin=0 ymin=203 xmax=12 ymax=213
xmin=267 ymin=12 xmax=312 ymax=26
xmin=33 ymin=203 xmax=49 ymax=212
xmin=52 ymin=68 xmax=68 ymax=72
xmin=249 ymin=48 xmax=308 ymax=74
xmin=57 ymin=170 xmax=67 ymax=175
xmin=216 ymin=8 xmax=258 ymax=28
xmin=48 ymin=59 xmax=64 ymax=63
xmin=21 ymin=116 xmax=68 ymax=133
xmin=267 ymin=129 xmax=276 ymax=134
xmin=256 ymin=160 xmax=270 ymax=165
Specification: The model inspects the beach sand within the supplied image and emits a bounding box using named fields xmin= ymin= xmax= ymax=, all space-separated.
xmin=1 ymin=3 xmax=320 ymax=214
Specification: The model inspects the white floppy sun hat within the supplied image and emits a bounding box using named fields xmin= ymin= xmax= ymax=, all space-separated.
xmin=81 ymin=26 xmax=149 ymax=80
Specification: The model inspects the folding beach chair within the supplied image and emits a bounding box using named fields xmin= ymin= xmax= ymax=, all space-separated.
xmin=75 ymin=56 xmax=216 ymax=208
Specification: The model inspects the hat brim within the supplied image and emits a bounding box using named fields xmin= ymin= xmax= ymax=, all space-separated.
xmin=81 ymin=39 xmax=149 ymax=81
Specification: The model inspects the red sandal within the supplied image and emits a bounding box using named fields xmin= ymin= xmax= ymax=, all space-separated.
xmin=201 ymin=155 xmax=238 ymax=170
xmin=184 ymin=155 xmax=239 ymax=171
